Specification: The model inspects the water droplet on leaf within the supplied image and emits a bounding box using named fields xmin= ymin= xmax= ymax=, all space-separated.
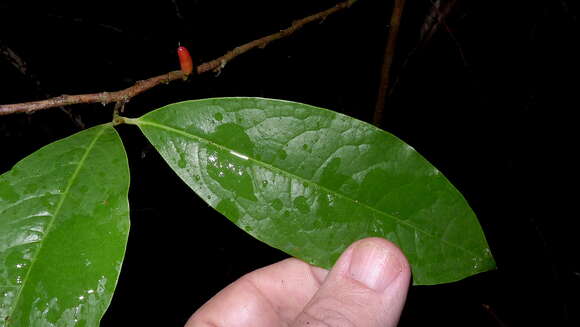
xmin=293 ymin=196 xmax=310 ymax=214
xmin=271 ymin=198 xmax=283 ymax=211
xmin=278 ymin=149 xmax=287 ymax=160
xmin=177 ymin=153 xmax=187 ymax=168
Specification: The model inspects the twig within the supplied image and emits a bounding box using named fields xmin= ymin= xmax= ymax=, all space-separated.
xmin=372 ymin=0 xmax=406 ymax=126
xmin=481 ymin=304 xmax=510 ymax=327
xmin=0 ymin=71 xmax=183 ymax=116
xmin=0 ymin=44 xmax=28 ymax=76
xmin=421 ymin=0 xmax=465 ymax=66
xmin=0 ymin=0 xmax=357 ymax=116
xmin=387 ymin=0 xmax=462 ymax=100
xmin=0 ymin=41 xmax=85 ymax=127
xmin=171 ymin=0 xmax=185 ymax=22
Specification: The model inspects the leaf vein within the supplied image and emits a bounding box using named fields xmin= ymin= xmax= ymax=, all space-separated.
xmin=137 ymin=120 xmax=479 ymax=258
xmin=5 ymin=125 xmax=107 ymax=324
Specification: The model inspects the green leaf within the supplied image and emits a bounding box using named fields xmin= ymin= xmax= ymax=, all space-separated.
xmin=0 ymin=124 xmax=130 ymax=326
xmin=132 ymin=98 xmax=495 ymax=285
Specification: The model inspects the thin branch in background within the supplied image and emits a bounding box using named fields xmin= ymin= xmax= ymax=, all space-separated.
xmin=0 ymin=44 xmax=28 ymax=76
xmin=0 ymin=0 xmax=357 ymax=116
xmin=419 ymin=0 xmax=456 ymax=47
xmin=372 ymin=0 xmax=407 ymax=126
xmin=425 ymin=0 xmax=466 ymax=66
xmin=387 ymin=0 xmax=463 ymax=99
xmin=481 ymin=304 xmax=510 ymax=327
xmin=171 ymin=0 xmax=185 ymax=22
xmin=0 ymin=42 xmax=85 ymax=128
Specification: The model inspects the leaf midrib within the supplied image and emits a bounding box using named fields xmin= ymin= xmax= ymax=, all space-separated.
xmin=6 ymin=126 xmax=106 ymax=324
xmin=136 ymin=119 xmax=479 ymax=258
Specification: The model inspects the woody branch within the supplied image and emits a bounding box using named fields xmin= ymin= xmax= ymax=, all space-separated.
xmin=0 ymin=0 xmax=357 ymax=116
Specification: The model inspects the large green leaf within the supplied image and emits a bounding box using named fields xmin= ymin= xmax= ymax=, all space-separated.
xmin=130 ymin=98 xmax=495 ymax=285
xmin=0 ymin=124 xmax=130 ymax=326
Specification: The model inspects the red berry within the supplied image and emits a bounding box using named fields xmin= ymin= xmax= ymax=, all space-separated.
xmin=177 ymin=46 xmax=193 ymax=76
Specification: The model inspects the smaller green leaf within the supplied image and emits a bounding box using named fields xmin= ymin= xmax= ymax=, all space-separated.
xmin=131 ymin=98 xmax=495 ymax=285
xmin=0 ymin=124 xmax=130 ymax=326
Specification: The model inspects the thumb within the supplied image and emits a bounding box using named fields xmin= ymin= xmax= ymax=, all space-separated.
xmin=292 ymin=238 xmax=411 ymax=327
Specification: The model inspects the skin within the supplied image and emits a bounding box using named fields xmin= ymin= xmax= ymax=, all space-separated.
xmin=185 ymin=237 xmax=411 ymax=327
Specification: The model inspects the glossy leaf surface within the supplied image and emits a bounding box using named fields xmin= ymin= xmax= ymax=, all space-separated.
xmin=0 ymin=124 xmax=130 ymax=326
xmin=134 ymin=98 xmax=495 ymax=285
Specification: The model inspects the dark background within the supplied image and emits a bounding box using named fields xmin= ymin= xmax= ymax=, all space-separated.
xmin=1 ymin=0 xmax=578 ymax=326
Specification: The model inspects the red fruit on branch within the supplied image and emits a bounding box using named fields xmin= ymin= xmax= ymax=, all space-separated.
xmin=177 ymin=46 xmax=194 ymax=76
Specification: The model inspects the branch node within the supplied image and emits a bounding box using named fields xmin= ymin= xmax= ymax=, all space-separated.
xmin=99 ymin=92 xmax=110 ymax=107
xmin=112 ymin=100 xmax=127 ymax=122
xmin=112 ymin=113 xmax=125 ymax=126
xmin=214 ymin=60 xmax=227 ymax=76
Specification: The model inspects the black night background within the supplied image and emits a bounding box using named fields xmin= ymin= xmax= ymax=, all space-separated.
xmin=1 ymin=0 xmax=578 ymax=326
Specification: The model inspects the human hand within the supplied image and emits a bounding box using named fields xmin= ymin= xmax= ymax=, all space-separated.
xmin=185 ymin=237 xmax=411 ymax=327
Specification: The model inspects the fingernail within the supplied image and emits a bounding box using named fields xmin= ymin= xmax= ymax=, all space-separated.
xmin=348 ymin=240 xmax=402 ymax=292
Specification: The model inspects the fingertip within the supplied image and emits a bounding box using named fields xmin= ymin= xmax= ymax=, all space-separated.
xmin=291 ymin=238 xmax=411 ymax=327
xmin=348 ymin=237 xmax=411 ymax=289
